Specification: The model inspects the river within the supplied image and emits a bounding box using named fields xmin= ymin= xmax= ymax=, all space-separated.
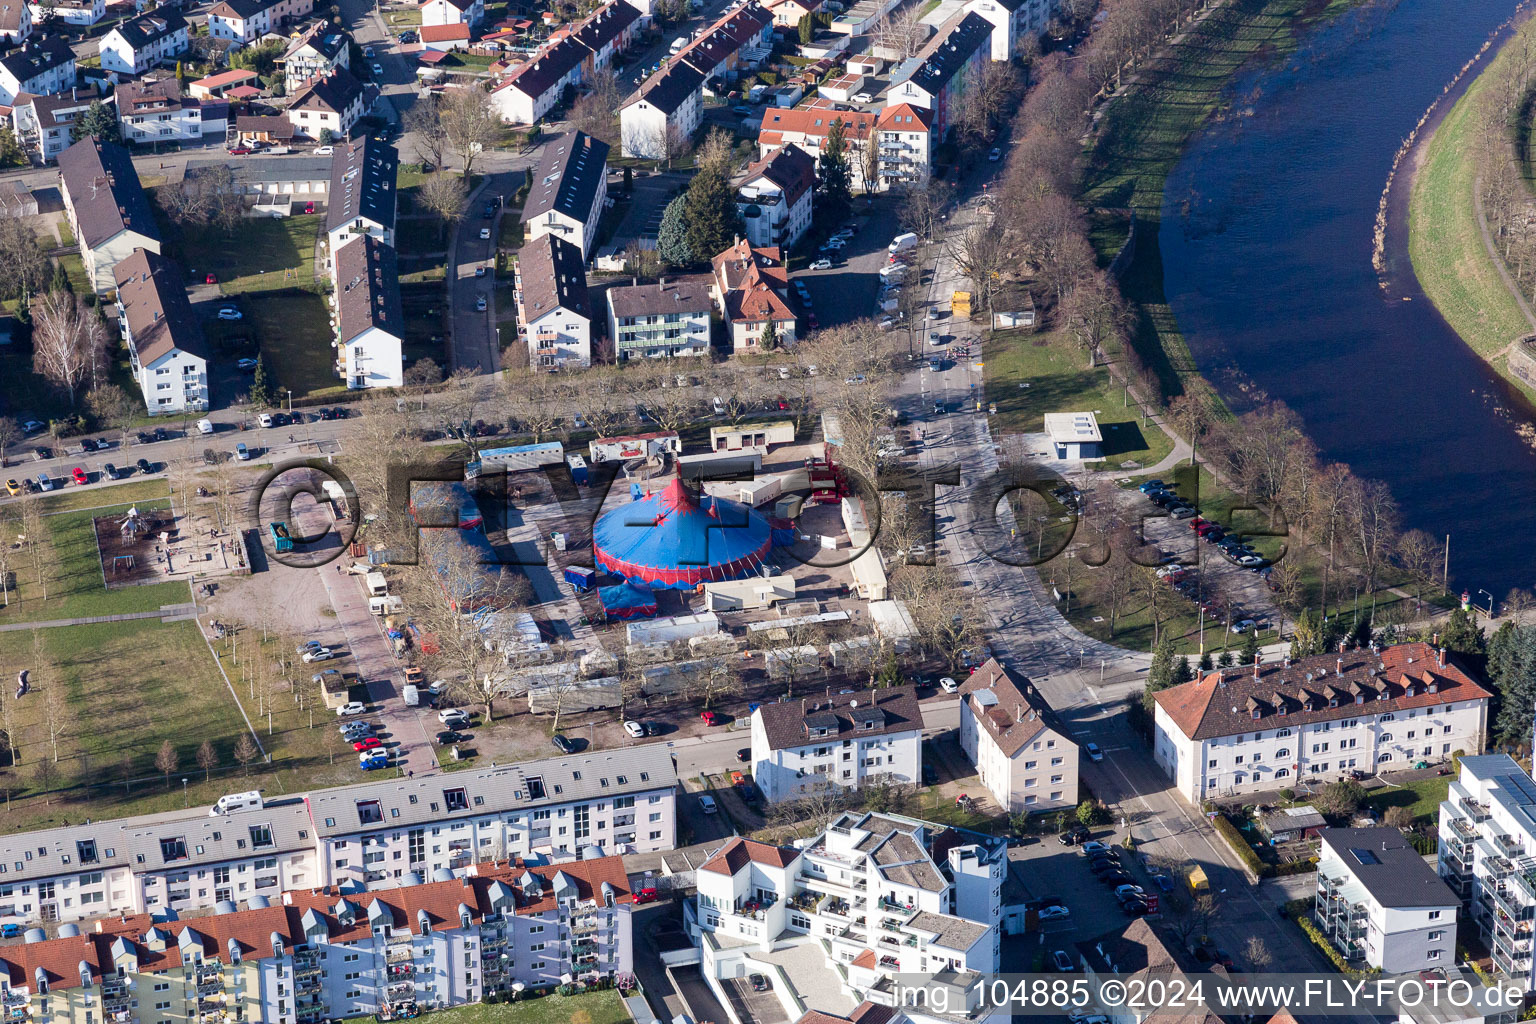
xmin=1159 ymin=0 xmax=1535 ymax=600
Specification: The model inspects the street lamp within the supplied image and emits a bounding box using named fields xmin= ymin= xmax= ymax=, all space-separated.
xmin=181 ymin=777 xmax=189 ymax=807
xmin=1478 ymin=589 xmax=1495 ymax=618
xmin=285 ymin=389 xmax=293 ymax=413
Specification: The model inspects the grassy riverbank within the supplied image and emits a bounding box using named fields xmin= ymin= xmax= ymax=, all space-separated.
xmin=1407 ymin=24 xmax=1536 ymax=389
xmin=1082 ymin=0 xmax=1358 ymax=402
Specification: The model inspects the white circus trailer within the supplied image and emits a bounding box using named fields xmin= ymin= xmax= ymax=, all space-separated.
xmin=702 ymin=575 xmax=795 ymax=611
xmin=527 ymin=675 xmax=621 ymax=714
xmin=677 ymin=449 xmax=763 ymax=475
xmin=708 ymin=420 xmax=795 ymax=452
xmin=474 ymin=441 xmax=566 ymax=473
xmin=589 ymin=432 xmax=682 ymax=462
xmin=626 ymin=612 xmax=720 ymax=646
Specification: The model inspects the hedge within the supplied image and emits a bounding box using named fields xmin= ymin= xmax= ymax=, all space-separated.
xmin=1274 ymin=857 xmax=1318 ymax=877
xmin=1212 ymin=813 xmax=1273 ymax=878
xmin=1293 ymin=911 xmax=1380 ymax=977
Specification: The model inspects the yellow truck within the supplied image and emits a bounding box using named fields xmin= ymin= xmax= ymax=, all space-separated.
xmin=1187 ymin=865 xmax=1209 ymax=893
xmin=952 ymin=291 xmax=972 ymax=319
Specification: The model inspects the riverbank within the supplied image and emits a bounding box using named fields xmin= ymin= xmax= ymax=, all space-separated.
xmin=1081 ymin=0 xmax=1360 ymax=403
xmin=1406 ymin=15 xmax=1536 ymax=402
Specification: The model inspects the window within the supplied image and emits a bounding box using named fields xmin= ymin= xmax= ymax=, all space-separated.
xmin=1429 ymin=910 xmax=1442 ymax=920
xmin=250 ymin=824 xmax=274 ymax=849
xmin=159 ymin=838 xmax=187 ymax=863
xmin=1429 ymin=930 xmax=1444 ymax=941
xmin=443 ymin=789 xmax=468 ymax=812
xmin=356 ymin=800 xmax=383 ymax=824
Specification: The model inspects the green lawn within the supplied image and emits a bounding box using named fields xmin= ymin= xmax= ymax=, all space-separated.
xmin=983 ymin=328 xmax=1174 ymax=471
xmin=244 ymin=290 xmax=342 ymax=399
xmin=59 ymin=253 xmax=92 ymax=296
xmin=1363 ymin=776 xmax=1450 ymax=825
xmin=0 ymin=494 xmax=188 ymax=624
xmin=420 ymin=989 xmax=630 ymax=1024
xmin=1408 ymin=26 xmax=1534 ymax=378
xmin=168 ymin=215 xmax=323 ymax=296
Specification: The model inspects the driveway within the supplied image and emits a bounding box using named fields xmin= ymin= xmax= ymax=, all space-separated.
xmin=721 ymin=976 xmax=787 ymax=1024
xmin=795 ymin=202 xmax=902 ymax=330
xmin=449 ymin=171 xmax=522 ymax=374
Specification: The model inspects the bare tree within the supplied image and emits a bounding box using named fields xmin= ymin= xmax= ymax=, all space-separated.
xmin=1243 ymin=936 xmax=1273 ymax=972
xmin=403 ymin=98 xmax=449 ymax=169
xmin=570 ymin=72 xmax=621 ymax=144
xmin=947 ymin=222 xmax=1007 ymax=313
xmin=233 ymin=733 xmax=259 ymax=773
xmin=1395 ymin=529 xmax=1438 ymax=612
xmin=196 ymin=739 xmax=217 ymax=781
xmin=0 ymin=416 xmax=18 ymax=471
xmin=86 ymin=386 xmax=140 ymax=450
xmin=0 ymin=219 xmax=47 ymax=303
xmin=155 ymin=739 xmax=179 ymax=787
xmin=418 ymin=173 xmax=468 ymax=238
xmin=441 ymin=85 xmax=502 ymax=179
xmin=1060 ymin=271 xmax=1127 ymax=369
xmin=873 ymin=2 xmax=927 ymax=59
xmin=33 ymin=290 xmax=108 ymax=405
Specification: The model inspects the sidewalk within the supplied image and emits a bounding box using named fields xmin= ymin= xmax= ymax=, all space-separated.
xmin=0 ymin=603 xmax=199 ymax=632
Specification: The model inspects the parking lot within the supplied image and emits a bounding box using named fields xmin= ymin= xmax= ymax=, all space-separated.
xmin=721 ymin=975 xmax=787 ymax=1024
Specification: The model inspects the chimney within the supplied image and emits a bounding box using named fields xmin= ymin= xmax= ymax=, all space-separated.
xmin=1014 ymin=703 xmax=1021 ymax=722
xmin=1337 ymin=655 xmax=1343 ymax=675
xmin=1252 ymin=652 xmax=1261 ymax=679
xmin=1432 ymin=632 xmax=1439 ymax=648
xmin=1438 ymin=647 xmax=1446 ymax=668
xmin=1282 ymin=656 xmax=1290 ymax=669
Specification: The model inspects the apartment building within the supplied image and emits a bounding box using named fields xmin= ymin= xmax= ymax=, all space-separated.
xmin=690 ymin=812 xmax=1003 ymax=1006
xmin=207 ymin=0 xmax=314 ymax=49
xmin=1152 ymin=642 xmax=1491 ymax=802
xmin=618 ymin=60 xmax=703 ymax=158
xmin=0 ymin=37 xmax=77 ymax=107
xmin=750 ymin=687 xmax=922 ymax=803
xmin=711 ymin=238 xmax=798 ymax=351
xmin=57 ymin=138 xmax=161 ymax=294
xmin=46 ymin=0 xmax=105 ymax=26
xmin=737 ymin=143 xmax=814 ymax=249
xmin=957 ymin=659 xmax=1078 ymax=813
xmin=1314 ymin=827 xmax=1457 ymax=973
xmin=0 ymin=855 xmax=634 ymax=1024
xmin=756 ymin=107 xmax=877 ymax=166
xmin=0 ymin=0 xmax=32 ymax=46
xmin=963 ymin=0 xmax=1054 ymax=61
xmin=332 ymin=235 xmax=404 ymax=389
xmin=489 ymin=36 xmax=586 ymax=125
xmin=99 ymin=9 xmax=188 ymax=76
xmin=281 ymin=23 xmax=351 ymax=92
xmin=570 ymin=0 xmax=641 ymax=77
xmin=114 ymin=249 xmax=210 ymax=414
xmin=420 ymin=0 xmax=484 ymax=28
xmin=0 ymin=748 xmax=676 ymax=929
xmin=325 ymin=137 xmax=398 ymax=257
xmin=886 ymin=13 xmax=992 ymax=139
xmin=114 ymin=77 xmax=208 ymax=146
xmin=515 ymin=234 xmax=593 ymax=369
xmin=606 ymin=276 xmax=713 ymax=360
xmin=673 ymin=1 xmax=772 ymax=81
xmin=1438 ymin=754 xmax=1536 ymax=988
xmin=521 ymin=130 xmax=609 ymax=259
xmin=286 ymin=67 xmax=366 ymax=140
xmin=10 ymin=86 xmax=99 ymax=163
xmin=874 ymin=103 xmax=931 ymax=190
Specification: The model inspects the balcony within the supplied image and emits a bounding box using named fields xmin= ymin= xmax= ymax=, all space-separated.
xmin=1497 ymin=834 xmax=1524 ymax=859
xmin=879 ymin=897 xmax=916 ymax=914
xmin=1450 ymin=816 xmax=1480 ymax=842
xmin=386 ymin=946 xmax=414 ymax=964
xmin=1460 ymin=796 xmax=1491 ymax=822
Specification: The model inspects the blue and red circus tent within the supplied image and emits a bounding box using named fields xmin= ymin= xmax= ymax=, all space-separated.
xmin=600 ymin=583 xmax=659 ymax=619
xmin=593 ymin=477 xmax=772 ymax=590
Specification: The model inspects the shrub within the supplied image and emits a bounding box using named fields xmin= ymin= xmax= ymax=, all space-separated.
xmin=1211 ymin=812 xmax=1274 ymax=878
xmin=1273 ymin=857 xmax=1318 ymax=877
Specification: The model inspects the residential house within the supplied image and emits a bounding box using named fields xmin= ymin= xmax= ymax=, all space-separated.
xmin=886 ymin=12 xmax=992 ymax=139
xmin=420 ymin=22 xmax=471 ymax=49
xmin=1315 ymin=827 xmax=1457 ymax=972
xmin=47 ymin=0 xmax=106 ymax=26
xmin=0 ymin=37 xmax=77 ymax=107
xmin=113 ymin=249 xmax=210 ymax=415
xmin=691 ymin=813 xmax=1004 ymax=1003
xmin=756 ymin=106 xmax=877 ymax=172
xmin=0 ymin=855 xmax=636 ymax=1022
xmin=1073 ymin=916 xmax=1217 ymax=1016
xmin=956 ymin=658 xmax=1078 ymax=813
xmin=232 ymin=113 xmax=295 ymax=146
xmin=737 ymin=142 xmax=814 ymax=249
xmin=10 ymin=86 xmax=99 ymax=163
xmin=1152 ymin=642 xmax=1492 ymax=802
xmin=515 ymin=234 xmax=592 ymax=369
xmin=674 ymin=1 xmax=772 ymax=81
xmin=488 ymin=35 xmax=586 ymax=124
xmin=331 ymin=235 xmax=404 ymax=389
xmin=569 ymin=0 xmax=640 ymax=77
xmin=874 ymin=102 xmax=931 ymax=190
xmin=207 ymin=0 xmax=315 ymax=49
xmin=750 ymin=686 xmax=922 ymax=803
xmin=521 ymin=129 xmax=608 ymax=259
xmin=188 ymin=67 xmax=260 ymax=99
xmin=420 ymin=0 xmax=483 ymax=28
xmin=0 ymin=0 xmax=31 ymax=45
xmin=57 ymin=138 xmax=161 ymax=294
xmin=286 ymin=67 xmax=365 ymax=140
xmin=764 ymin=0 xmax=821 ymax=28
xmin=1438 ymin=754 xmax=1536 ymax=987
xmin=618 ymin=59 xmax=703 ymax=158
xmin=0 ymin=746 xmax=677 ymax=929
xmin=711 ymin=238 xmax=797 ymax=351
xmin=964 ymin=0 xmax=1054 ymax=60
xmin=281 ymin=23 xmax=352 ymax=92
xmin=606 ymin=276 xmax=712 ymax=360
xmin=325 ymin=136 xmax=398 ymax=256
xmin=98 ymin=9 xmax=188 ymax=76
xmin=114 ymin=77 xmax=208 ymax=146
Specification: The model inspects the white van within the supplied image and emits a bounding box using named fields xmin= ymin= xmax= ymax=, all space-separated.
xmin=403 ymin=684 xmax=421 ymax=707
xmin=197 ymin=418 xmax=215 ymax=435
xmin=888 ymin=232 xmax=918 ymax=254
xmin=210 ymin=791 xmax=264 ymax=817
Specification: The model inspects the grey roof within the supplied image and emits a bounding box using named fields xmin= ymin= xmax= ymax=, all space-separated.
xmin=522 ymin=130 xmax=609 ymax=228
xmin=0 ymin=1 xmax=27 ymax=35
xmin=1259 ymin=805 xmax=1326 ymax=834
xmin=1075 ymin=917 xmax=1202 ymax=977
xmin=113 ymin=248 xmax=209 ymax=366
xmin=905 ymin=910 xmax=988 ymax=951
xmin=607 ymin=276 xmax=712 ymax=318
xmin=1319 ymin=827 xmax=1459 ymax=909
xmin=184 ymin=155 xmax=334 ymax=185
xmin=0 ymin=36 xmax=74 ymax=86
xmin=109 ymin=9 xmax=187 ymax=50
xmin=0 ymin=800 xmax=314 ymax=885
xmin=27 ymin=86 xmax=101 ymax=129
xmin=326 ymin=136 xmax=398 ymax=235
xmin=57 ymin=138 xmax=160 ymax=250
xmin=333 ymin=235 xmax=404 ymax=345
xmin=289 ymin=66 xmax=363 ymax=115
xmin=570 ymin=0 xmax=639 ymax=55
xmin=517 ymin=233 xmax=589 ymax=322
xmin=624 ymin=59 xmax=703 ymax=115
xmin=284 ymin=24 xmax=350 ymax=62
xmin=306 ymin=743 xmax=676 ymax=837
xmin=905 ymin=12 xmax=990 ymax=96
xmin=208 ymin=0 xmax=283 ymax=20
xmin=756 ymin=686 xmax=922 ymax=751
xmin=498 ymin=36 xmax=585 ymax=101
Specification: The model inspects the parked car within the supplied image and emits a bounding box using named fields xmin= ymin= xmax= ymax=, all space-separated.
xmin=750 ymin=974 xmax=769 ymax=992
xmin=1038 ymin=905 xmax=1071 ymax=921
xmin=633 ymin=888 xmax=659 ymax=905
xmin=136 ymin=458 xmax=154 ymax=475
xmin=315 ymin=145 xmax=334 ymax=156
xmin=237 ymin=358 xmax=259 ymax=372
xmin=1052 ymin=950 xmax=1075 ymax=972
xmin=699 ymin=794 xmax=718 ymax=814
xmin=3 ymin=479 xmax=18 ymax=496
xmin=1081 ymin=841 xmax=1109 ymax=855
xmin=988 ymin=147 xmax=1002 ymax=161
xmin=302 ymin=647 xmax=339 ymax=663
xmin=808 ymin=258 xmax=833 ymax=270
xmin=370 ymin=62 xmax=384 ymax=76
xmin=939 ymin=676 xmax=959 ymax=693
xmin=217 ymin=306 xmax=243 ymax=321
xmin=623 ymin=720 xmax=645 ymax=738
xmin=1231 ymin=618 xmax=1258 ymax=633
xmin=335 ymin=701 xmax=367 ymax=716
xmin=103 ymin=463 xmax=118 ymax=480
xmin=478 ymin=227 xmax=491 ymax=239
xmin=20 ymin=420 xmax=43 ymax=435
xmin=852 ymin=91 xmax=873 ymax=103
xmin=1059 ymin=825 xmax=1090 ymax=845
xmin=71 ymin=466 xmax=87 ymax=485
xmin=1084 ymin=742 xmax=1104 ymax=762
xmin=79 ymin=437 xmax=99 ymax=452
xmin=353 ymin=737 xmax=383 ymax=752
xmin=439 ymin=708 xmax=470 ymax=726
xmin=235 ymin=442 xmax=250 ymax=461
xmin=700 ymin=710 xmax=721 ymax=725
xmin=551 ymin=733 xmax=576 ymax=755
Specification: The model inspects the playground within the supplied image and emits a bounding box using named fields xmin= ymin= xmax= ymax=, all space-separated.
xmin=94 ymin=503 xmax=250 ymax=590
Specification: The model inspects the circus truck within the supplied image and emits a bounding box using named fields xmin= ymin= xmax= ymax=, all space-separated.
xmin=588 ymin=432 xmax=682 ymax=463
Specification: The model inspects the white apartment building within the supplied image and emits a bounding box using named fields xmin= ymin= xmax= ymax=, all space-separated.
xmin=619 ymin=60 xmax=703 ymax=158
xmin=515 ymin=234 xmax=593 ymax=369
xmin=10 ymin=86 xmax=99 ymax=163
xmin=114 ymin=77 xmax=204 ymax=146
xmin=207 ymin=0 xmax=314 ymax=49
xmin=1152 ymin=642 xmax=1491 ymax=802
xmin=114 ymin=249 xmax=210 ymax=415
xmin=325 ymin=137 xmax=398 ymax=256
xmin=0 ymin=37 xmax=77 ymax=107
xmin=1315 ymin=827 xmax=1457 ymax=973
xmin=98 ymin=9 xmax=188 ymax=76
xmin=737 ymin=143 xmax=814 ymax=249
xmin=488 ymin=36 xmax=586 ymax=125
xmin=1438 ymin=754 xmax=1536 ymax=988
xmin=875 ymin=103 xmax=931 ymax=190
xmin=521 ymin=130 xmax=608 ymax=259
xmin=332 ymin=235 xmax=404 ymax=390
xmin=750 ymin=687 xmax=923 ymax=804
xmin=281 ymin=24 xmax=351 ymax=92
xmin=690 ymin=813 xmax=1003 ymax=1008
xmin=957 ymin=659 xmax=1078 ymax=814
xmin=286 ymin=67 xmax=365 ymax=141
xmin=0 ymin=747 xmax=677 ymax=929
xmin=420 ymin=0 xmax=483 ymax=27
xmin=47 ymin=0 xmax=106 ymax=26
xmin=606 ymin=276 xmax=712 ymax=360
xmin=58 ymin=138 xmax=162 ymax=294
xmin=963 ymin=0 xmax=1054 ymax=61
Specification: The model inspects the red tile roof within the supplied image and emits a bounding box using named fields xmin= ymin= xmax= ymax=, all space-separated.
xmin=850 ymin=949 xmax=877 ymax=969
xmin=875 ymin=102 xmax=931 ymax=131
xmin=757 ymin=106 xmax=876 ymax=148
xmin=420 ymin=22 xmax=470 ymax=41
xmin=698 ymin=836 xmax=800 ymax=875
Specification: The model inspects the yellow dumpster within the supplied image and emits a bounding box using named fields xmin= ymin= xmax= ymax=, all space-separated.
xmin=1187 ymin=866 xmax=1209 ymax=893
xmin=952 ymin=291 xmax=972 ymax=318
